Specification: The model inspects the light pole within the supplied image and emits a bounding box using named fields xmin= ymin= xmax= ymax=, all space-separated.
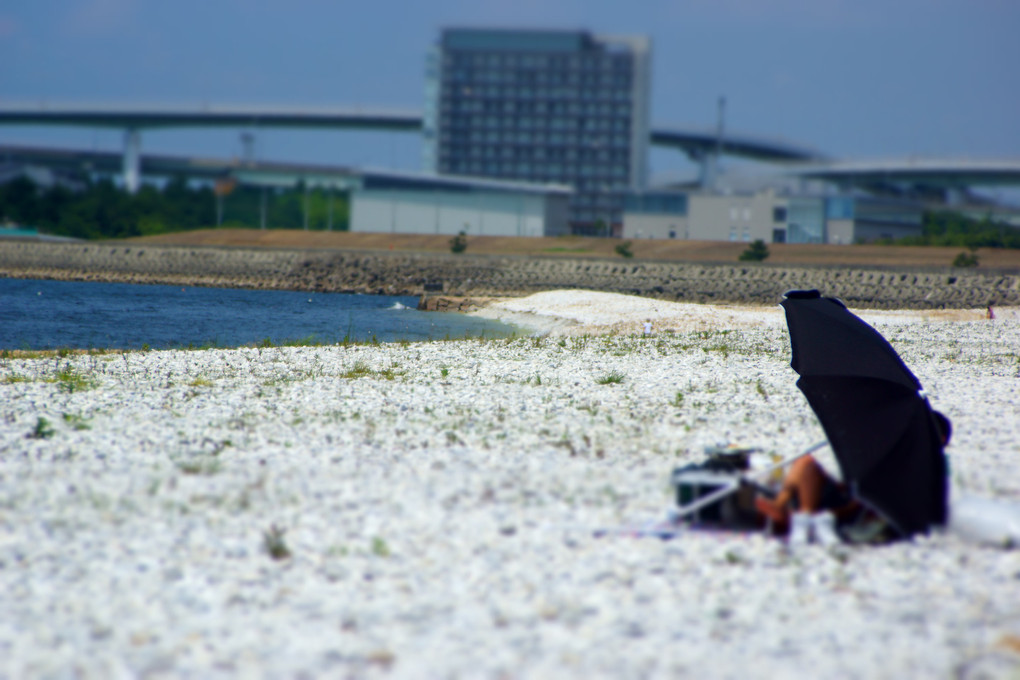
xmin=302 ymin=182 xmax=309 ymax=231
xmin=327 ymin=183 xmax=334 ymax=232
xmin=601 ymin=184 xmax=613 ymax=238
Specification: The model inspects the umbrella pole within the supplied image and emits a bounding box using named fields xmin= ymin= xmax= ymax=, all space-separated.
xmin=670 ymin=440 xmax=829 ymax=522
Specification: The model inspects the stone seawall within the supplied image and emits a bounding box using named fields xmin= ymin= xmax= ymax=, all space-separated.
xmin=1 ymin=240 xmax=1018 ymax=309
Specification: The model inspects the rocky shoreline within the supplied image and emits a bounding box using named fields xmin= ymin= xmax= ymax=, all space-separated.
xmin=1 ymin=239 xmax=1019 ymax=309
xmin=1 ymin=291 xmax=1018 ymax=677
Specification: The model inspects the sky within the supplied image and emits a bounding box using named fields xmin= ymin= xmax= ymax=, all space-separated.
xmin=1 ymin=0 xmax=1018 ymax=188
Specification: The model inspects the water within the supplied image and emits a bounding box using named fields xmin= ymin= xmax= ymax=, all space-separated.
xmin=0 ymin=278 xmax=517 ymax=350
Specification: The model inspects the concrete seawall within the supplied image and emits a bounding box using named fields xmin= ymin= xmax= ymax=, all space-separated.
xmin=1 ymin=240 xmax=1017 ymax=309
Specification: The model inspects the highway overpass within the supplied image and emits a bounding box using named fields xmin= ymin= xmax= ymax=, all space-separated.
xmin=791 ymin=157 xmax=1020 ymax=189
xmin=0 ymin=104 xmax=825 ymax=191
xmin=4 ymin=105 xmax=1018 ymax=204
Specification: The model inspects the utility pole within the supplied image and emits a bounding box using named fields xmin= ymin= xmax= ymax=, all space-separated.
xmin=303 ymin=183 xmax=309 ymax=231
xmin=327 ymin=184 xmax=334 ymax=231
xmin=241 ymin=132 xmax=255 ymax=165
xmin=260 ymin=186 xmax=267 ymax=230
xmin=710 ymin=96 xmax=726 ymax=190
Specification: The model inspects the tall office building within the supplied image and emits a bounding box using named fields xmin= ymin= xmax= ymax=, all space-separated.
xmin=424 ymin=28 xmax=651 ymax=235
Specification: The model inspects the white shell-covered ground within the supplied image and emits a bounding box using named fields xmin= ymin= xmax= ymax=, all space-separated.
xmin=1 ymin=291 xmax=1019 ymax=678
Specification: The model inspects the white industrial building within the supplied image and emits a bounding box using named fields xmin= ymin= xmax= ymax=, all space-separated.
xmin=622 ymin=188 xmax=925 ymax=244
xmin=350 ymin=172 xmax=571 ymax=237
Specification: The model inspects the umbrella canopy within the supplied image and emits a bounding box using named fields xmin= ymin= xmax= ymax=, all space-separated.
xmin=780 ymin=289 xmax=949 ymax=537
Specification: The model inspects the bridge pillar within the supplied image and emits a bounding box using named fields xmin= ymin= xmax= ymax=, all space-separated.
xmin=690 ymin=149 xmax=717 ymax=189
xmin=123 ymin=128 xmax=141 ymax=193
xmin=945 ymin=187 xmax=966 ymax=206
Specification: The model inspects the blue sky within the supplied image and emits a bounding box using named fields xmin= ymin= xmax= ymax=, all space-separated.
xmin=1 ymin=0 xmax=1018 ymax=186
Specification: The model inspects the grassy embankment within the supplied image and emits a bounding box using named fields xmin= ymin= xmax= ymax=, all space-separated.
xmin=131 ymin=228 xmax=1020 ymax=269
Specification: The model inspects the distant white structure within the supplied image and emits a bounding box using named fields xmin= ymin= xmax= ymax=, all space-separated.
xmin=350 ymin=172 xmax=571 ymax=237
xmin=622 ymin=188 xmax=925 ymax=244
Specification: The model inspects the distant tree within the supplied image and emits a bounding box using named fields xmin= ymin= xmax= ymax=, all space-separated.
xmin=0 ymin=174 xmax=350 ymax=238
xmin=893 ymin=210 xmax=1020 ymax=249
xmin=739 ymin=239 xmax=770 ymax=261
xmin=614 ymin=240 xmax=634 ymax=258
xmin=0 ymin=176 xmax=42 ymax=226
xmin=450 ymin=230 xmax=468 ymax=254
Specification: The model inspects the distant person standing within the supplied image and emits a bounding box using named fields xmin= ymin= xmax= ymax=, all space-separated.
xmin=643 ymin=320 xmax=653 ymax=336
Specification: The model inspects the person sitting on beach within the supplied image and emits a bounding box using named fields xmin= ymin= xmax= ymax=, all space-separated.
xmin=754 ymin=455 xmax=856 ymax=546
xmin=756 ymin=411 xmax=953 ymax=546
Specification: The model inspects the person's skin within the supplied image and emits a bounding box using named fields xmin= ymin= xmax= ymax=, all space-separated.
xmin=756 ymin=456 xmax=852 ymax=525
xmin=774 ymin=456 xmax=829 ymax=512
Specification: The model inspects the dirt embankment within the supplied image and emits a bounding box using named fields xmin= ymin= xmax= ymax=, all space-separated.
xmin=1 ymin=233 xmax=1018 ymax=309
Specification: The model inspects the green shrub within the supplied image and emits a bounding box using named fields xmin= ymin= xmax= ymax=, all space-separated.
xmin=450 ymin=230 xmax=468 ymax=254
xmin=952 ymin=251 xmax=979 ymax=267
xmin=739 ymin=239 xmax=770 ymax=262
xmin=263 ymin=525 xmax=291 ymax=560
xmin=614 ymin=241 xmax=634 ymax=258
xmin=30 ymin=417 xmax=55 ymax=440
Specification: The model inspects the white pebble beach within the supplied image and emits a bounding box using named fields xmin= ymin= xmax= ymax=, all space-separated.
xmin=2 ymin=290 xmax=1019 ymax=678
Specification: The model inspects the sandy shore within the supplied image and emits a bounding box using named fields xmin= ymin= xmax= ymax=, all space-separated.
xmin=1 ymin=291 xmax=1019 ymax=678
xmin=470 ymin=289 xmax=1007 ymax=337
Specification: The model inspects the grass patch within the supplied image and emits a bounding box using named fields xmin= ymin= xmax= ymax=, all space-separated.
xmin=62 ymin=412 xmax=92 ymax=430
xmin=595 ymin=371 xmax=625 ymax=385
xmin=28 ymin=416 xmax=55 ymax=439
xmin=53 ymin=366 xmax=98 ymax=393
xmin=542 ymin=246 xmax=591 ymax=254
xmin=176 ymin=457 xmax=222 ymax=476
xmin=280 ymin=335 xmax=325 ymax=348
xmin=371 ymin=536 xmax=391 ymax=558
xmin=341 ymin=360 xmax=373 ymax=379
xmin=340 ymin=360 xmax=405 ymax=381
xmin=263 ymin=525 xmax=291 ymax=560
xmin=1 ymin=348 xmax=117 ymax=360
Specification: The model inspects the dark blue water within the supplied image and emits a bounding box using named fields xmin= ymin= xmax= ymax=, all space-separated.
xmin=0 ymin=278 xmax=516 ymax=350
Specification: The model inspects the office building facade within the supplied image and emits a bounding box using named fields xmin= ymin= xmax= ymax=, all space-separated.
xmin=424 ymin=28 xmax=651 ymax=235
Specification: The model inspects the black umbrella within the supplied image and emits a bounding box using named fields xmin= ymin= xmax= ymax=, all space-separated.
xmin=780 ymin=289 xmax=949 ymax=537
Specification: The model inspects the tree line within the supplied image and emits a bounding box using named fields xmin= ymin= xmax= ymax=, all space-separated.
xmin=0 ymin=176 xmax=350 ymax=240
xmin=883 ymin=210 xmax=1020 ymax=249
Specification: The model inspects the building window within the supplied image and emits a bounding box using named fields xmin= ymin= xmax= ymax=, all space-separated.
xmin=773 ymin=207 xmax=787 ymax=223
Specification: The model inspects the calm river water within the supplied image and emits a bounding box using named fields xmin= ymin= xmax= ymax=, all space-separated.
xmin=0 ymin=278 xmax=515 ymax=350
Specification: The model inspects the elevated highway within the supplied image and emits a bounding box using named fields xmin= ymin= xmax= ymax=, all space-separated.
xmin=3 ymin=105 xmax=1017 ymax=203
xmin=0 ymin=105 xmax=423 ymax=132
xmin=0 ymin=103 xmax=826 ymax=191
xmin=649 ymin=126 xmax=823 ymax=162
xmin=791 ymin=157 xmax=1020 ymax=189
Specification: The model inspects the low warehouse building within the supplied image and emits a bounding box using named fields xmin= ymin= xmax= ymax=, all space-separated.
xmin=623 ymin=189 xmax=923 ymax=244
xmin=351 ymin=173 xmax=571 ymax=237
